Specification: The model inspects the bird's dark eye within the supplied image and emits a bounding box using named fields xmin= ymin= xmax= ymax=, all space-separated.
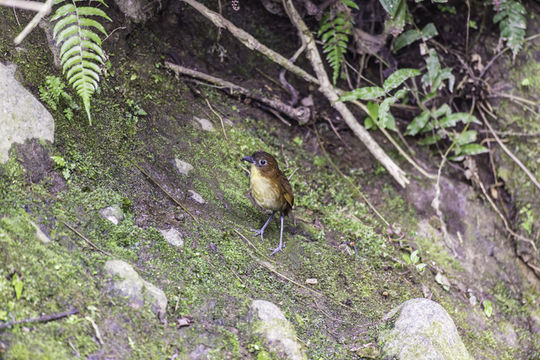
xmin=259 ymin=159 xmax=267 ymax=166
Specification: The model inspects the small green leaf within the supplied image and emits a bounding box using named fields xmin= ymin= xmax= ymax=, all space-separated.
xmin=364 ymin=117 xmax=377 ymax=130
xmin=482 ymin=299 xmax=493 ymax=317
xmin=419 ymin=134 xmax=441 ymax=145
xmin=342 ymin=0 xmax=360 ymax=10
xmin=432 ymin=104 xmax=451 ymax=119
xmin=12 ymin=273 xmax=23 ymax=301
xmin=366 ymin=101 xmax=379 ymax=120
xmin=421 ymin=23 xmax=438 ymax=40
xmin=383 ymin=68 xmax=420 ymax=93
xmin=402 ymin=252 xmax=411 ymax=264
xmin=410 ymin=250 xmax=419 ymax=264
xmin=459 ymin=143 xmax=489 ymax=156
xmin=379 ymin=0 xmax=401 ymax=18
xmin=405 ymin=111 xmax=429 ymax=136
xmin=393 ymin=29 xmax=421 ymax=52
xmin=339 ymin=87 xmax=385 ymax=102
xmin=454 ymin=130 xmax=477 ymax=145
xmin=416 ymin=263 xmax=426 ymax=272
xmin=378 ymin=97 xmax=397 ymax=131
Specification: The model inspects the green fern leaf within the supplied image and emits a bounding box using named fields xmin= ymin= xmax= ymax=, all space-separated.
xmin=52 ymin=0 xmax=110 ymax=124
xmin=318 ymin=11 xmax=353 ymax=85
xmin=493 ymin=0 xmax=526 ymax=58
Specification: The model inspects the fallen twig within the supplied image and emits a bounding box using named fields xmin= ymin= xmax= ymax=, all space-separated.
xmin=0 ymin=308 xmax=78 ymax=330
xmin=204 ymin=97 xmax=228 ymax=141
xmin=165 ymin=62 xmax=310 ymax=124
xmin=13 ymin=0 xmax=53 ymax=45
xmin=132 ymin=161 xmax=199 ymax=223
xmin=479 ymin=104 xmax=540 ymax=193
xmin=62 ymin=221 xmax=113 ymax=257
xmin=282 ymin=0 xmax=409 ymax=188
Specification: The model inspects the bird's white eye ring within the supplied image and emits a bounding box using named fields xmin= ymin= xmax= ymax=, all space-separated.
xmin=259 ymin=159 xmax=267 ymax=166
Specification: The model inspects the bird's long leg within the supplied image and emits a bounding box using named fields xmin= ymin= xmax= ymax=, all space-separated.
xmin=270 ymin=214 xmax=285 ymax=255
xmin=251 ymin=211 xmax=275 ymax=242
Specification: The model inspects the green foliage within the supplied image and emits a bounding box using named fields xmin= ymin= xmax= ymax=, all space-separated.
xmin=421 ymin=48 xmax=455 ymax=95
xmin=51 ymin=0 xmax=111 ymax=124
xmin=339 ymin=68 xmax=420 ymax=131
xmin=402 ymin=249 xmax=426 ymax=272
xmin=393 ymin=23 xmax=438 ymax=52
xmin=39 ymin=75 xmax=80 ymax=120
xmin=318 ymin=2 xmax=356 ymax=85
xmin=493 ymin=0 xmax=526 ymax=58
xmin=12 ymin=273 xmax=23 ymax=301
xmin=482 ymin=299 xmax=493 ymax=317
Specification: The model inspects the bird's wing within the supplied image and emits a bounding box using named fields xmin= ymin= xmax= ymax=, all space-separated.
xmin=279 ymin=172 xmax=294 ymax=208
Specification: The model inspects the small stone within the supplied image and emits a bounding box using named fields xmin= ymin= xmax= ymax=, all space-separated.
xmin=193 ymin=116 xmax=214 ymax=131
xmin=104 ymin=260 xmax=167 ymax=318
xmin=305 ymin=278 xmax=318 ymax=285
xmin=99 ymin=205 xmax=124 ymax=225
xmin=188 ymin=190 xmax=206 ymax=204
xmin=379 ymin=298 xmax=474 ymax=360
xmin=382 ymin=291 xmax=389 ymax=298
xmin=0 ymin=63 xmax=54 ymax=164
xmin=250 ymin=299 xmax=307 ymax=360
xmin=30 ymin=221 xmax=50 ymax=243
xmin=159 ymin=228 xmax=184 ymax=247
xmin=175 ymin=158 xmax=194 ymax=175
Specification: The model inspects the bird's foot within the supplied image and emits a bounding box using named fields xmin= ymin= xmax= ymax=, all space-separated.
xmin=270 ymin=244 xmax=284 ymax=256
xmin=250 ymin=228 xmax=265 ymax=242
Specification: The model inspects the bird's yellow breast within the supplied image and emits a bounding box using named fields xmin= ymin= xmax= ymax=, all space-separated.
xmin=249 ymin=165 xmax=283 ymax=211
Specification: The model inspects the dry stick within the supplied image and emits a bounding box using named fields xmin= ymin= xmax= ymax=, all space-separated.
xmin=281 ymin=0 xmax=409 ymax=188
xmin=0 ymin=0 xmax=44 ymax=11
xmin=204 ymin=97 xmax=228 ymax=141
xmin=182 ymin=0 xmax=319 ymax=85
xmin=132 ymin=161 xmax=199 ymax=223
xmin=13 ymin=0 xmax=53 ymax=45
xmin=479 ymin=103 xmax=540 ymax=193
xmin=165 ymin=62 xmax=310 ymax=125
xmin=62 ymin=221 xmax=113 ymax=257
xmin=469 ymin=162 xmax=538 ymax=253
xmin=182 ymin=0 xmax=409 ymax=188
xmin=0 ymin=308 xmax=79 ymax=330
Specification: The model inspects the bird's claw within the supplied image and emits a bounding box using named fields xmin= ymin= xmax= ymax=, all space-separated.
xmin=270 ymin=244 xmax=284 ymax=256
xmin=250 ymin=228 xmax=264 ymax=242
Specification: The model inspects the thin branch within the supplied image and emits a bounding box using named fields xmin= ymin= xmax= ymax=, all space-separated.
xmin=0 ymin=308 xmax=79 ymax=330
xmin=13 ymin=0 xmax=53 ymax=45
xmin=62 ymin=221 xmax=113 ymax=257
xmin=479 ymin=104 xmax=540 ymax=193
xmin=281 ymin=0 xmax=409 ymax=188
xmin=1 ymin=0 xmax=45 ymax=12
xmin=165 ymin=62 xmax=311 ymax=124
xmin=204 ymin=97 xmax=228 ymax=141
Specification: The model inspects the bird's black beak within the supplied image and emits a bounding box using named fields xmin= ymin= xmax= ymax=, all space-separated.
xmin=242 ymin=156 xmax=255 ymax=164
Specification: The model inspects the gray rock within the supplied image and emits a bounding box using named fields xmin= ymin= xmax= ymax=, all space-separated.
xmin=175 ymin=158 xmax=194 ymax=175
xmin=379 ymin=298 xmax=473 ymax=360
xmin=104 ymin=260 xmax=167 ymax=317
xmin=0 ymin=63 xmax=54 ymax=164
xmin=193 ymin=116 xmax=215 ymax=131
xmin=111 ymin=0 xmax=155 ymax=23
xmin=159 ymin=228 xmax=184 ymax=247
xmin=99 ymin=205 xmax=124 ymax=225
xmin=188 ymin=190 xmax=206 ymax=204
xmin=31 ymin=221 xmax=50 ymax=243
xmin=250 ymin=299 xmax=307 ymax=360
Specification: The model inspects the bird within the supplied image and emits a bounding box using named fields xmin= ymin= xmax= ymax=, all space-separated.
xmin=242 ymin=151 xmax=294 ymax=255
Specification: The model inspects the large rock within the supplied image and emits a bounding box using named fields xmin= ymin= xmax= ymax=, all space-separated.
xmin=379 ymin=298 xmax=473 ymax=360
xmin=104 ymin=260 xmax=167 ymax=318
xmin=250 ymin=299 xmax=306 ymax=360
xmin=0 ymin=63 xmax=54 ymax=164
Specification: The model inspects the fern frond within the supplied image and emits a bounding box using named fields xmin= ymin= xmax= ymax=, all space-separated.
xmin=493 ymin=0 xmax=526 ymax=58
xmin=318 ymin=11 xmax=353 ymax=85
xmin=51 ymin=0 xmax=111 ymax=124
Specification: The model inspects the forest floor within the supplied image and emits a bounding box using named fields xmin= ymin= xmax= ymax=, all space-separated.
xmin=0 ymin=1 xmax=539 ymax=359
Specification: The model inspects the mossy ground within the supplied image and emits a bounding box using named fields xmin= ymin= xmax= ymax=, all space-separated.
xmin=1 ymin=4 xmax=539 ymax=360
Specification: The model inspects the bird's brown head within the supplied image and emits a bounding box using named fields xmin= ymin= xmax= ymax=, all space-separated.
xmin=241 ymin=151 xmax=279 ymax=176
